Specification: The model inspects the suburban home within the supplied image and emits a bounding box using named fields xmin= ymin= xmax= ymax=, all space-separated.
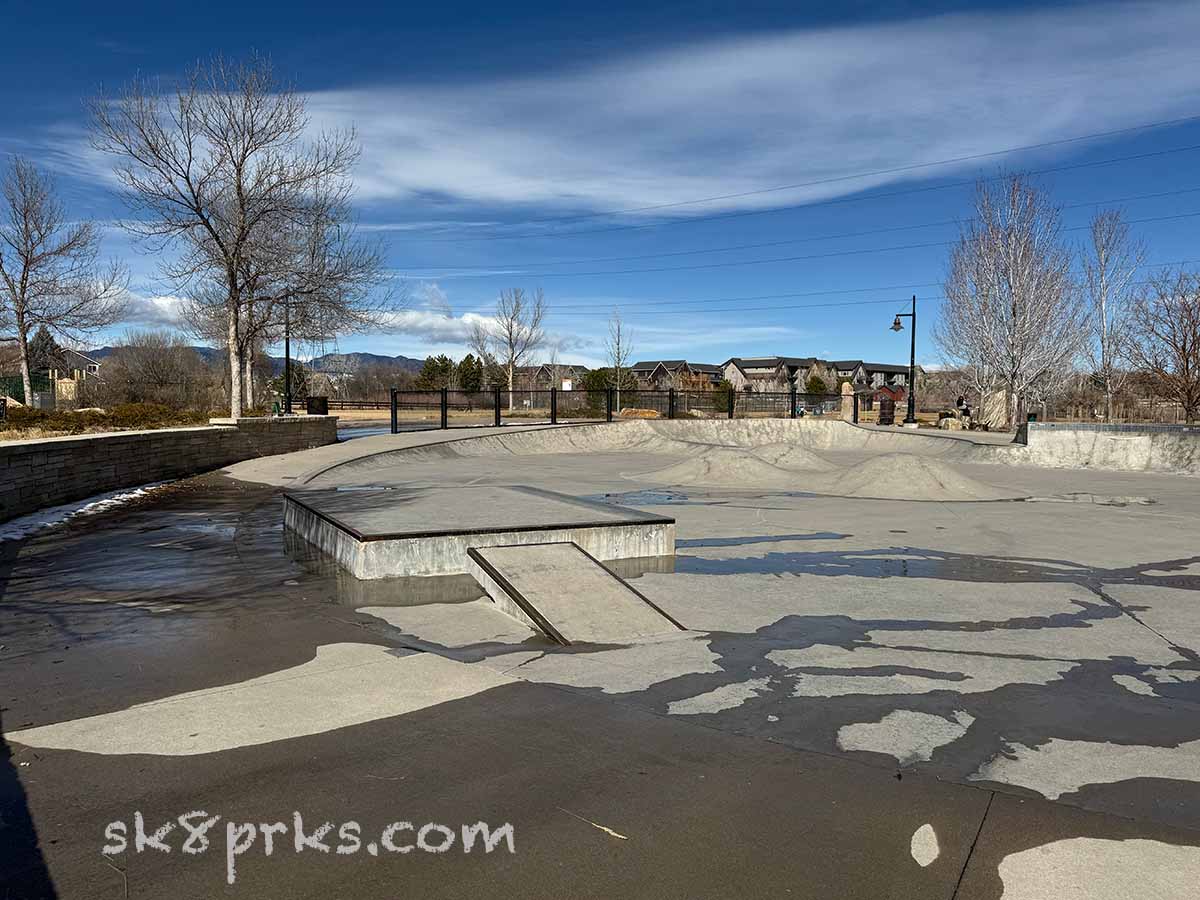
xmin=722 ymin=356 xmax=836 ymax=393
xmin=722 ymin=355 xmax=918 ymax=394
xmin=513 ymin=363 xmax=590 ymax=391
xmin=631 ymin=360 xmax=723 ymax=391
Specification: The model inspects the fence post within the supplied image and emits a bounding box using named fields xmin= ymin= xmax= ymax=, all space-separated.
xmin=853 ymin=392 xmax=860 ymax=424
xmin=390 ymin=388 xmax=398 ymax=434
xmin=440 ymin=387 xmax=448 ymax=429
xmin=790 ymin=388 xmax=797 ymax=419
xmin=493 ymin=386 xmax=501 ymax=427
xmin=551 ymin=388 xmax=558 ymax=425
xmin=606 ymin=388 xmax=614 ymax=423
xmin=668 ymin=388 xmax=676 ymax=419
xmin=727 ymin=388 xmax=735 ymax=419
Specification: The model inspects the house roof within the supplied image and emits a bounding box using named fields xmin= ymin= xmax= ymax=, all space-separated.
xmin=865 ymin=362 xmax=910 ymax=374
xmin=633 ymin=360 xmax=720 ymax=375
xmin=64 ymin=348 xmax=102 ymax=367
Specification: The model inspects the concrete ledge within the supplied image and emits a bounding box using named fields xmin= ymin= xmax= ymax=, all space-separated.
xmin=282 ymin=485 xmax=676 ymax=579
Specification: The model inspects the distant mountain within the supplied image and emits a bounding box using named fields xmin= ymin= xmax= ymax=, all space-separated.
xmin=305 ymin=352 xmax=425 ymax=374
xmin=89 ymin=345 xmax=425 ymax=374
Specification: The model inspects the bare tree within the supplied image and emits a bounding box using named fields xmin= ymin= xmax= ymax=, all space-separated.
xmin=181 ymin=197 xmax=392 ymax=410
xmin=89 ymin=54 xmax=389 ymax=417
xmin=88 ymin=329 xmax=219 ymax=410
xmin=605 ymin=308 xmax=634 ymax=410
xmin=470 ymin=287 xmax=545 ymax=410
xmin=934 ymin=174 xmax=1084 ymax=429
xmin=1082 ymin=209 xmax=1143 ymax=421
xmin=0 ymin=157 xmax=127 ymax=404
xmin=1126 ymin=269 xmax=1200 ymax=423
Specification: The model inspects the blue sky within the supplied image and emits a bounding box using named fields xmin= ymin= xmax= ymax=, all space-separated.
xmin=3 ymin=0 xmax=1200 ymax=369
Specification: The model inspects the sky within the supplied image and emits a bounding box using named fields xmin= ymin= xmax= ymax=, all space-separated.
xmin=3 ymin=0 xmax=1200 ymax=370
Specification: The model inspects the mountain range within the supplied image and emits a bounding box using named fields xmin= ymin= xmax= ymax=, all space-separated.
xmin=88 ymin=346 xmax=426 ymax=375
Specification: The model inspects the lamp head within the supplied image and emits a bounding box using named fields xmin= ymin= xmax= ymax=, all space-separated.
xmin=891 ymin=316 xmax=904 ymax=332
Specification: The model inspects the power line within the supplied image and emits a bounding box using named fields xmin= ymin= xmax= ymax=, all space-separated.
xmin=501 ymin=259 xmax=1200 ymax=318
xmin=401 ymin=185 xmax=1200 ymax=271
xmin=405 ymin=210 xmax=1200 ymax=280
xmin=402 ymin=142 xmax=1200 ymax=243
xmin=549 ymin=296 xmax=938 ymax=318
xmin=540 ymin=281 xmax=945 ymax=311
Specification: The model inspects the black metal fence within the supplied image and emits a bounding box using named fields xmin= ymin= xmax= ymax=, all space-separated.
xmin=388 ymin=388 xmax=845 ymax=433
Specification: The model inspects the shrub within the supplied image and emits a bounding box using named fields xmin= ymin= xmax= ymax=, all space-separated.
xmin=1 ymin=402 xmax=207 ymax=436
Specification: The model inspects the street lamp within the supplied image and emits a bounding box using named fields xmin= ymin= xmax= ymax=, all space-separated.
xmin=889 ymin=295 xmax=917 ymax=426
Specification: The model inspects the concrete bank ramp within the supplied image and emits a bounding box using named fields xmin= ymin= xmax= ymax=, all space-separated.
xmin=467 ymin=542 xmax=683 ymax=645
xmin=638 ymin=447 xmax=801 ymax=489
xmin=820 ymin=453 xmax=1025 ymax=501
xmin=750 ymin=442 xmax=837 ymax=471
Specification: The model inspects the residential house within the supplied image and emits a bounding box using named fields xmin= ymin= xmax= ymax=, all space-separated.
xmin=513 ymin=363 xmax=590 ymax=391
xmin=722 ymin=354 xmax=916 ymax=396
xmin=631 ymin=360 xmax=723 ymax=391
xmin=723 ymin=356 xmax=834 ymax=393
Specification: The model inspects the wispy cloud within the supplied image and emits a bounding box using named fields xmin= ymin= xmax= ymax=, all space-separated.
xmin=301 ymin=1 xmax=1200 ymax=215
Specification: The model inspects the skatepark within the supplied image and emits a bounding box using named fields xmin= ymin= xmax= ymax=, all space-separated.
xmin=4 ymin=417 xmax=1200 ymax=898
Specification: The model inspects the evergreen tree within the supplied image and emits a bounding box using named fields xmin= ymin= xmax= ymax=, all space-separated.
xmin=415 ymin=354 xmax=455 ymax=389
xmin=27 ymin=325 xmax=66 ymax=373
xmin=457 ymin=353 xmax=484 ymax=392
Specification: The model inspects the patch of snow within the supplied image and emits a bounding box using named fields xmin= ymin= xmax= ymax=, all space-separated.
xmin=0 ymin=481 xmax=172 ymax=542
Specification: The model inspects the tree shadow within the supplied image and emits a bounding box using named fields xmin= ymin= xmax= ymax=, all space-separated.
xmin=0 ymin=708 xmax=58 ymax=898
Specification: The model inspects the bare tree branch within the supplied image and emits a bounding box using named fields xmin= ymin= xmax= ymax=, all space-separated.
xmin=1125 ymin=268 xmax=1200 ymax=423
xmin=89 ymin=53 xmax=395 ymax=417
xmin=933 ymin=173 xmax=1085 ymax=428
xmin=0 ymin=157 xmax=128 ymax=405
xmin=1082 ymin=209 xmax=1143 ymax=420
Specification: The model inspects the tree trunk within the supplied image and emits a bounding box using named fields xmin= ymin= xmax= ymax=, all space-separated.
xmin=243 ymin=352 xmax=254 ymax=410
xmin=227 ymin=303 xmax=243 ymax=418
xmin=507 ymin=363 xmax=514 ymax=412
xmin=16 ymin=319 xmax=33 ymax=408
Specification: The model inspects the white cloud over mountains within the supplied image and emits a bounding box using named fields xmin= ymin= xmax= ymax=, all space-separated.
xmin=305 ymin=1 xmax=1200 ymax=218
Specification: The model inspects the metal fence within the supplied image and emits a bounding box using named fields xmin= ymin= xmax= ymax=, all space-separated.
xmin=387 ymin=388 xmax=845 ymax=433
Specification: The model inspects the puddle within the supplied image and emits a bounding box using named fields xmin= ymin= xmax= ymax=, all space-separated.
xmin=678 ymin=533 xmax=851 ymax=549
xmin=1026 ymin=493 xmax=1157 ymax=507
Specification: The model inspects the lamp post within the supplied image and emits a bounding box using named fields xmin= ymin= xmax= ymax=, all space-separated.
xmin=283 ymin=296 xmax=292 ymax=416
xmin=890 ymin=294 xmax=917 ymax=426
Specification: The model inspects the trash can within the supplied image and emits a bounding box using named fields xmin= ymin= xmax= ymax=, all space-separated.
xmin=305 ymin=396 xmax=329 ymax=416
xmin=878 ymin=397 xmax=896 ymax=426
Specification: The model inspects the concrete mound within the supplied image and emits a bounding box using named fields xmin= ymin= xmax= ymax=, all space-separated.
xmin=640 ymin=448 xmax=803 ymax=489
xmin=818 ymin=453 xmax=1023 ymax=501
xmin=750 ymin=442 xmax=837 ymax=472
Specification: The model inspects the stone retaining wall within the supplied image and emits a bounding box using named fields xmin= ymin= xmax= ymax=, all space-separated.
xmin=0 ymin=416 xmax=338 ymax=521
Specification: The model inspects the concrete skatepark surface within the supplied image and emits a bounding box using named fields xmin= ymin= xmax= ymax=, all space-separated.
xmin=4 ymin=419 xmax=1200 ymax=898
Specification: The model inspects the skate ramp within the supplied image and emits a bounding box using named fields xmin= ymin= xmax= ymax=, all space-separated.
xmin=639 ymin=448 xmax=804 ymax=489
xmin=818 ymin=454 xmax=1026 ymax=501
xmin=467 ymin=542 xmax=684 ymax=645
xmin=750 ymin=442 xmax=837 ymax=471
